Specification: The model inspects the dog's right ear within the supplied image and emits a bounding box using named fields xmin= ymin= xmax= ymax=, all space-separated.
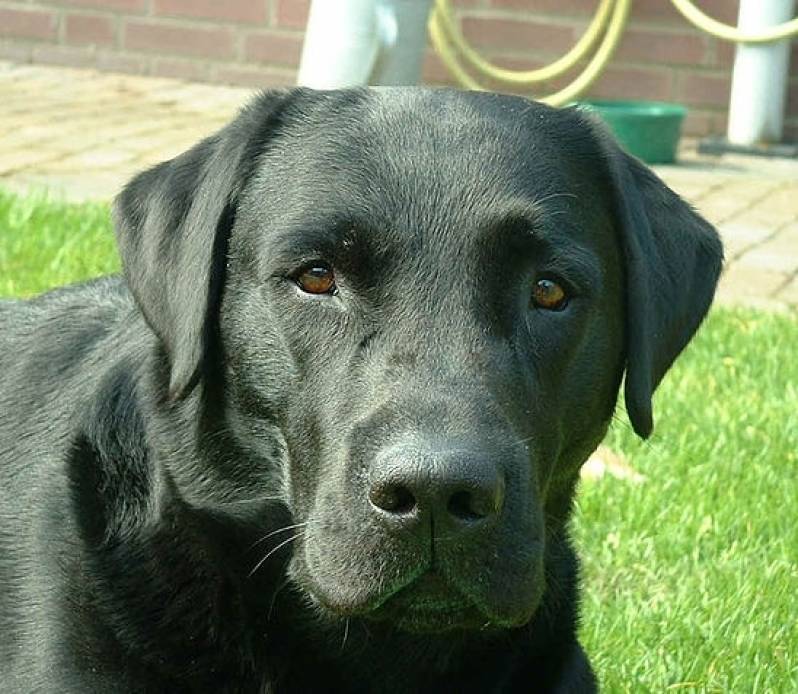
xmin=114 ymin=89 xmax=301 ymax=400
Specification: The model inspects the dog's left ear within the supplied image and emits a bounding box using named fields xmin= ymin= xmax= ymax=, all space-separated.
xmin=114 ymin=89 xmax=299 ymax=401
xmin=588 ymin=120 xmax=723 ymax=438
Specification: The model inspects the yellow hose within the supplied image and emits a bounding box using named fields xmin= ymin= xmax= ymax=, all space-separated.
xmin=428 ymin=0 xmax=631 ymax=106
xmin=430 ymin=0 xmax=613 ymax=85
xmin=670 ymin=0 xmax=798 ymax=44
xmin=428 ymin=0 xmax=798 ymax=106
xmin=540 ymin=0 xmax=630 ymax=106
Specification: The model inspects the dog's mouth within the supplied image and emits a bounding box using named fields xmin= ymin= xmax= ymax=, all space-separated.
xmin=367 ymin=571 xmax=490 ymax=633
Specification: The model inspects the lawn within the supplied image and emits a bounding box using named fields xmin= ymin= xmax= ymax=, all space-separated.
xmin=0 ymin=188 xmax=119 ymax=297
xmin=1 ymin=188 xmax=796 ymax=691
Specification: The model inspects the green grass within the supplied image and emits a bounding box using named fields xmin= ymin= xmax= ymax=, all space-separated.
xmin=2 ymin=188 xmax=796 ymax=691
xmin=0 ymin=188 xmax=119 ymax=296
xmin=577 ymin=308 xmax=798 ymax=692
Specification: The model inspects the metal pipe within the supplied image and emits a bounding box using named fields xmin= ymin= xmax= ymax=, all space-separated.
xmin=297 ymin=0 xmax=433 ymax=89
xmin=727 ymin=0 xmax=796 ymax=145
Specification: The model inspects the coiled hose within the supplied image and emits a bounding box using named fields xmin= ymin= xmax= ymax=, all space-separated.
xmin=428 ymin=0 xmax=798 ymax=106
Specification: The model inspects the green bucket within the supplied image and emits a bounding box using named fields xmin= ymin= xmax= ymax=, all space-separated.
xmin=577 ymin=100 xmax=687 ymax=164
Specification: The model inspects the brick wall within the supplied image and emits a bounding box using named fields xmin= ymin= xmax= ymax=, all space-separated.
xmin=1 ymin=0 xmax=796 ymax=139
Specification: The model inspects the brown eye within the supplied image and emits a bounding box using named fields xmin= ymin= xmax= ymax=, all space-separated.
xmin=532 ymin=278 xmax=568 ymax=311
xmin=296 ymin=264 xmax=336 ymax=295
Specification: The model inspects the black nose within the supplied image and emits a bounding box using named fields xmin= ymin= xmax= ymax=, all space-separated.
xmin=368 ymin=440 xmax=505 ymax=538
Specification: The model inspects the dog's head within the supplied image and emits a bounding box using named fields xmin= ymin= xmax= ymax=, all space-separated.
xmin=115 ymin=88 xmax=722 ymax=633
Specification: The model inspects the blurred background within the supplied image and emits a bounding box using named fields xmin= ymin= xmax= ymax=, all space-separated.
xmin=0 ymin=0 xmax=795 ymax=139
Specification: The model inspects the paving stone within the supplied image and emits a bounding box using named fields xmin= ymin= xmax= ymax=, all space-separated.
xmin=694 ymin=197 xmax=754 ymax=226
xmin=716 ymin=263 xmax=790 ymax=306
xmin=40 ymin=148 xmax=138 ymax=172
xmin=756 ymin=185 xmax=798 ymax=217
xmin=718 ymin=222 xmax=777 ymax=260
xmin=0 ymin=147 xmax=68 ymax=176
xmin=732 ymin=204 xmax=796 ymax=230
xmin=1 ymin=172 xmax=129 ymax=201
xmin=777 ymin=276 xmax=798 ymax=306
xmin=737 ymin=246 xmax=798 ymax=275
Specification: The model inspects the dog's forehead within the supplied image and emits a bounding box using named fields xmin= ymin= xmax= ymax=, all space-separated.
xmin=242 ymin=88 xmax=610 ymax=259
xmin=365 ymin=87 xmax=529 ymax=132
xmin=360 ymin=88 xmax=551 ymax=172
xmin=276 ymin=88 xmax=588 ymax=202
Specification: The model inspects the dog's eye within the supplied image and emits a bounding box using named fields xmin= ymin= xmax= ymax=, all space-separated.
xmin=531 ymin=278 xmax=568 ymax=311
xmin=295 ymin=263 xmax=337 ymax=295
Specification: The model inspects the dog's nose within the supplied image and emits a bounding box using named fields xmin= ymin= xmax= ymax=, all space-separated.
xmin=368 ymin=441 xmax=505 ymax=537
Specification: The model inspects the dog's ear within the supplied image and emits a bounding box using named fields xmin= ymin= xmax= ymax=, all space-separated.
xmin=589 ymin=122 xmax=723 ymax=438
xmin=114 ymin=89 xmax=298 ymax=401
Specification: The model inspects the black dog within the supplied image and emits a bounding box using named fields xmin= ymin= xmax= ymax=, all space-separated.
xmin=0 ymin=88 xmax=722 ymax=692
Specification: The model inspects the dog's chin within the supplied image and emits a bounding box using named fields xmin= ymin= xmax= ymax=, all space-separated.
xmin=367 ymin=573 xmax=491 ymax=634
xmin=300 ymin=569 xmax=536 ymax=635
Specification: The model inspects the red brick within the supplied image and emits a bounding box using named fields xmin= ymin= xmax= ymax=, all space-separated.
xmin=490 ymin=0 xmax=595 ymax=14
xmin=212 ymin=64 xmax=296 ymax=89
xmin=422 ymin=45 xmax=558 ymax=91
xmin=632 ymin=0 xmax=736 ymax=26
xmin=96 ymin=51 xmax=149 ymax=75
xmin=631 ymin=0 xmax=692 ymax=25
xmin=460 ymin=16 xmax=575 ymax=53
xmin=32 ymin=44 xmax=96 ymax=68
xmin=713 ymin=39 xmax=737 ymax=69
xmin=682 ymin=108 xmax=726 ymax=137
xmin=682 ymin=110 xmax=715 ymax=137
xmin=153 ymin=0 xmax=268 ymax=24
xmin=65 ymin=13 xmax=116 ymax=47
xmin=124 ymin=19 xmax=235 ymax=60
xmin=153 ymin=57 xmax=211 ymax=82
xmin=615 ymin=28 xmax=707 ymax=66
xmin=588 ymin=65 xmax=674 ymax=102
xmin=0 ymin=41 xmax=33 ymax=62
xmin=275 ymin=0 xmax=309 ymax=29
xmin=244 ymin=31 xmax=303 ymax=67
xmin=0 ymin=8 xmax=57 ymax=40
xmin=680 ymin=72 xmax=731 ymax=109
xmin=51 ymin=0 xmax=148 ymax=12
xmin=684 ymin=0 xmax=738 ymax=25
xmin=422 ymin=50 xmax=457 ymax=85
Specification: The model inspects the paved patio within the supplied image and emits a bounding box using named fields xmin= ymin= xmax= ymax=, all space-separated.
xmin=2 ymin=60 xmax=797 ymax=311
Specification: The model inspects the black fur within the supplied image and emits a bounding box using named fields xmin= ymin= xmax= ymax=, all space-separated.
xmin=0 ymin=88 xmax=722 ymax=692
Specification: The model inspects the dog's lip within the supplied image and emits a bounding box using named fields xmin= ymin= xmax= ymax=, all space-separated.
xmin=389 ymin=571 xmax=466 ymax=608
xmin=366 ymin=571 xmax=491 ymax=632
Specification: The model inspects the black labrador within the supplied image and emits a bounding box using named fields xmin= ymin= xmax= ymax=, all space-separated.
xmin=0 ymin=88 xmax=722 ymax=692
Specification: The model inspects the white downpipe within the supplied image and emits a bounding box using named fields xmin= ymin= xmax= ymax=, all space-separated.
xmin=297 ymin=0 xmax=433 ymax=89
xmin=727 ymin=0 xmax=796 ymax=145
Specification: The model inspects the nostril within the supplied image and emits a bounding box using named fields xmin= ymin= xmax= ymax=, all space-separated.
xmin=369 ymin=483 xmax=416 ymax=515
xmin=447 ymin=490 xmax=488 ymax=522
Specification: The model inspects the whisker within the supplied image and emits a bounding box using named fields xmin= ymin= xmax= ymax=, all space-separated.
xmin=340 ymin=618 xmax=350 ymax=650
xmin=248 ymin=522 xmax=308 ymax=550
xmin=222 ymin=495 xmax=286 ymax=505
xmin=248 ymin=532 xmax=304 ymax=578
xmin=268 ymin=577 xmax=292 ymax=622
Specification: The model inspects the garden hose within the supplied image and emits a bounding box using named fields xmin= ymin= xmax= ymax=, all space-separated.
xmin=429 ymin=0 xmax=798 ymax=106
xmin=430 ymin=0 xmax=613 ymax=85
xmin=670 ymin=0 xmax=798 ymax=44
xmin=428 ymin=0 xmax=631 ymax=106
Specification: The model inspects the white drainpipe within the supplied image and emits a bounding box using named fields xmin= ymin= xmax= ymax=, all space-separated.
xmin=727 ymin=0 xmax=797 ymax=146
xmin=297 ymin=0 xmax=434 ymax=89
